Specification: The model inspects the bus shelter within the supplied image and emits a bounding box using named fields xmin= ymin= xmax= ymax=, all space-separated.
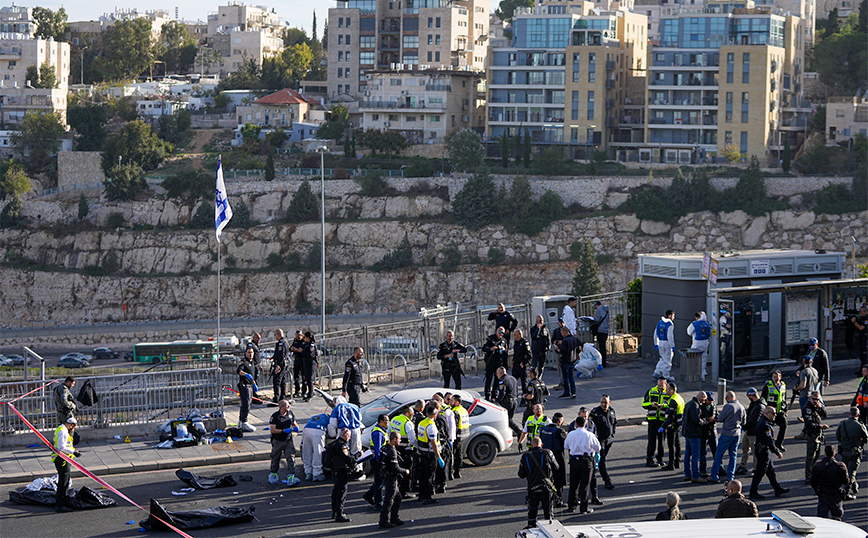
xmin=710 ymin=278 xmax=868 ymax=381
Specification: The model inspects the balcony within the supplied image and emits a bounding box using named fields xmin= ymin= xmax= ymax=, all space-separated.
xmin=426 ymin=84 xmax=452 ymax=91
xmin=606 ymin=60 xmax=615 ymax=71
xmin=605 ymin=79 xmax=615 ymax=89
xmin=360 ymin=100 xmax=446 ymax=110
xmin=605 ymin=98 xmax=614 ymax=109
xmin=0 ymin=46 xmax=21 ymax=59
xmin=605 ymin=116 xmax=616 ymax=127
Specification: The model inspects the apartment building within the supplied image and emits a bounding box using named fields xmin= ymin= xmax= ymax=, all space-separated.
xmin=0 ymin=36 xmax=70 ymax=126
xmin=204 ymin=2 xmax=283 ymax=74
xmin=825 ymin=95 xmax=868 ymax=146
xmin=67 ymin=9 xmax=173 ymax=44
xmin=486 ymin=0 xmax=647 ymax=155
xmin=359 ymin=67 xmax=481 ymax=143
xmin=327 ymin=0 xmax=489 ymax=100
xmin=629 ymin=3 xmax=809 ymax=164
xmin=0 ymin=5 xmax=36 ymax=37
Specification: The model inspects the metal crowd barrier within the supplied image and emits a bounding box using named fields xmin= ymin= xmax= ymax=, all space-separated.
xmin=391 ymin=355 xmax=408 ymax=387
xmin=0 ymin=368 xmax=223 ymax=435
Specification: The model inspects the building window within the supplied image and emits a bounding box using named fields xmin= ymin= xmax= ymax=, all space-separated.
xmin=435 ymin=51 xmax=440 ymax=61
xmin=587 ymin=90 xmax=595 ymax=120
xmin=346 ymin=35 xmax=351 ymax=45
xmin=345 ymin=67 xmax=351 ymax=78
xmin=338 ymin=51 xmax=343 ymax=61
xmin=360 ymin=52 xmax=375 ymax=64
xmin=430 ymin=115 xmax=440 ymax=122
xmin=427 ymin=35 xmax=433 ymax=45
xmin=360 ymin=35 xmax=375 ymax=48
xmin=726 ymin=52 xmax=734 ymax=84
xmin=436 ymin=17 xmax=441 ymax=28
xmin=338 ymin=35 xmax=343 ymax=45
xmin=406 ymin=115 xmax=416 ymax=121
xmin=390 ymin=78 xmax=402 ymax=86
xmin=403 ymin=35 xmax=418 ymax=48
xmin=571 ymin=90 xmax=579 ymax=120
xmin=436 ymin=34 xmax=440 ymax=45
xmin=347 ymin=18 xmax=351 ymax=28
xmin=337 ymin=69 xmax=343 ymax=78
xmin=725 ymin=131 xmax=732 ymax=146
xmin=740 ymin=131 xmax=748 ymax=153
xmin=427 ymin=51 xmax=432 ymax=61
xmin=428 ymin=17 xmax=433 ymax=28
xmin=741 ymin=92 xmax=749 ymax=123
xmin=338 ymin=18 xmax=344 ymax=28
xmin=742 ymin=53 xmax=750 ymax=83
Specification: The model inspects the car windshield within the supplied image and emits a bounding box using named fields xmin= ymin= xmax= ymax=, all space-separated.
xmin=359 ymin=395 xmax=399 ymax=428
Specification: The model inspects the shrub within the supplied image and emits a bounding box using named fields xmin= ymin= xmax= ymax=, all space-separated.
xmin=440 ymin=243 xmax=462 ymax=272
xmin=487 ymin=247 xmax=505 ymax=265
xmin=451 ymin=170 xmax=497 ymax=229
xmin=82 ymin=265 xmax=104 ymax=276
xmin=813 ymin=167 xmax=868 ymax=214
xmin=333 ymin=167 xmax=351 ymax=179
xmin=187 ymin=203 xmax=212 ymax=229
xmin=101 ymin=252 xmax=119 ymax=274
xmin=301 ymin=154 xmax=319 ymax=168
xmin=285 ymin=181 xmax=319 ymax=223
xmin=370 ymin=233 xmax=414 ymax=271
xmin=447 ymin=129 xmax=484 ymax=172
xmin=0 ymin=197 xmax=24 ymax=229
xmin=406 ymin=157 xmax=436 ymax=178
xmin=229 ymin=200 xmax=252 ymax=228
xmin=103 ymin=163 xmax=147 ymax=201
xmin=356 ymin=170 xmax=389 ymax=196
xmin=161 ymin=167 xmax=210 ymax=201
xmin=105 ymin=211 xmax=126 ymax=229
xmin=78 ymin=194 xmax=89 ymax=220
xmin=285 ymin=252 xmax=303 ymax=270
xmin=305 ymin=245 xmax=321 ymax=270
xmin=266 ymin=252 xmax=284 ymax=268
xmin=534 ymin=147 xmax=571 ymax=176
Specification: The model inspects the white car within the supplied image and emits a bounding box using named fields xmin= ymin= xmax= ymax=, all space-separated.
xmin=60 ymin=352 xmax=93 ymax=362
xmin=0 ymin=355 xmax=12 ymax=367
xmin=332 ymin=387 xmax=514 ymax=466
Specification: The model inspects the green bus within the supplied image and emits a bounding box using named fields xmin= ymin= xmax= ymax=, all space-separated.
xmin=132 ymin=341 xmax=218 ymax=364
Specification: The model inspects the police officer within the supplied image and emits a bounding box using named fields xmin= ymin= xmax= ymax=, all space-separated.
xmin=330 ymin=428 xmax=356 ymax=522
xmin=300 ymin=332 xmax=318 ymax=402
xmin=659 ymin=382 xmax=684 ymax=471
xmin=364 ymin=414 xmax=389 ymax=510
xmin=530 ymin=314 xmax=551 ymax=380
xmin=518 ymin=436 xmax=559 ymax=529
xmin=450 ymin=394 xmax=470 ymax=479
xmin=522 ymin=368 xmax=545 ymax=423
xmin=379 ymin=431 xmax=409 ymax=529
xmin=237 ymin=347 xmax=257 ymax=433
xmin=389 ymin=406 xmax=417 ymax=498
xmin=540 ymin=412 xmax=567 ymax=506
xmin=342 ymin=347 xmax=367 ymax=406
xmin=519 ymin=404 xmax=548 ymax=449
xmin=246 ymin=333 xmax=263 ymax=400
xmin=642 ymin=377 xmax=670 ymax=467
xmin=803 ymin=390 xmax=829 ymax=484
xmin=437 ymin=331 xmax=467 ymax=390
xmin=52 ymin=417 xmax=81 ymax=512
xmin=761 ymin=370 xmax=789 ymax=451
xmin=836 ymin=406 xmax=867 ymax=500
xmin=289 ymin=331 xmax=305 ymax=399
xmin=54 ymin=376 xmax=77 ymax=425
xmin=416 ymin=406 xmax=443 ymax=505
xmin=495 ymin=366 xmax=522 ymax=438
xmin=590 ymin=395 xmax=617 ymax=490
xmin=749 ymin=406 xmax=790 ymax=500
xmin=482 ymin=327 xmax=509 ymax=400
xmin=432 ymin=393 xmax=455 ymax=493
xmin=488 ymin=303 xmax=518 ymax=339
xmin=271 ymin=329 xmax=290 ymax=403
xmin=810 ymin=445 xmax=849 ymax=520
xmin=513 ymin=329 xmax=533 ymax=396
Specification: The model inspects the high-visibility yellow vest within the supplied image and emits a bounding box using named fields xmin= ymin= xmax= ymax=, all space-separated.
xmin=370 ymin=425 xmax=388 ymax=448
xmin=643 ymin=385 xmax=671 ymax=420
xmin=417 ymin=417 xmax=439 ymax=451
xmin=671 ymin=393 xmax=685 ymax=417
xmin=51 ymin=425 xmax=74 ymax=463
xmin=452 ymin=405 xmax=470 ymax=434
xmin=766 ymin=381 xmax=786 ymax=413
xmin=389 ymin=414 xmax=411 ymax=446
xmin=525 ymin=414 xmax=548 ymax=446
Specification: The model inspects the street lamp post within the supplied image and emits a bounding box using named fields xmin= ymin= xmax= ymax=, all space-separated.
xmin=318 ymin=146 xmax=327 ymax=339
xmin=80 ymin=45 xmax=88 ymax=85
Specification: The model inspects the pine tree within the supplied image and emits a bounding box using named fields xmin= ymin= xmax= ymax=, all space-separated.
xmin=265 ymin=150 xmax=275 ymax=181
xmin=523 ymin=129 xmax=531 ymax=167
xmin=782 ymin=137 xmax=792 ymax=174
xmin=312 ymin=11 xmax=318 ymax=42
xmin=451 ymin=170 xmax=497 ymax=229
xmin=286 ymin=180 xmax=319 ymax=222
xmin=78 ymin=193 xmax=89 ymax=220
xmin=570 ymin=239 xmax=602 ymax=297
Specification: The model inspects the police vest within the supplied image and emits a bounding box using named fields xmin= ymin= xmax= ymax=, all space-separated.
xmin=452 ymin=405 xmax=470 ymax=437
xmin=692 ymin=320 xmax=712 ymax=341
xmin=525 ymin=414 xmax=548 ymax=446
xmin=51 ymin=425 xmax=74 ymax=463
xmin=390 ymin=414 xmax=411 ymax=447
xmin=856 ymin=377 xmax=868 ymax=407
xmin=656 ymin=320 xmax=671 ymax=342
xmin=644 ymin=386 xmax=670 ymax=420
xmin=539 ymin=423 xmax=564 ymax=452
xmin=766 ymin=381 xmax=786 ymax=413
xmin=370 ymin=425 xmax=388 ymax=449
xmin=417 ymin=417 xmax=440 ymax=451
xmin=670 ymin=393 xmax=685 ymax=421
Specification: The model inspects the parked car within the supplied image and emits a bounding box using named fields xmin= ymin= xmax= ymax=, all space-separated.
xmin=0 ymin=355 xmax=12 ymax=367
xmin=7 ymin=354 xmax=30 ymax=366
xmin=92 ymin=347 xmax=119 ymax=360
xmin=123 ymin=351 xmax=134 ymax=362
xmin=58 ymin=356 xmax=90 ymax=368
xmin=317 ymin=387 xmax=513 ymax=466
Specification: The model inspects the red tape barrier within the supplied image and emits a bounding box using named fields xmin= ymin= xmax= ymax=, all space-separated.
xmin=0 ymin=401 xmax=194 ymax=538
xmin=4 ymin=380 xmax=58 ymax=403
xmin=223 ymin=385 xmax=273 ymax=405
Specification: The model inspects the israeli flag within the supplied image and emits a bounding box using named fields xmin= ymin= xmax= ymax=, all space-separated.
xmin=215 ymin=157 xmax=233 ymax=240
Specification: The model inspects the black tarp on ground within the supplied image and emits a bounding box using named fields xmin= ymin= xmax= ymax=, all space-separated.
xmin=9 ymin=486 xmax=117 ymax=510
xmin=175 ymin=468 xmax=237 ymax=490
xmin=139 ymin=499 xmax=255 ymax=531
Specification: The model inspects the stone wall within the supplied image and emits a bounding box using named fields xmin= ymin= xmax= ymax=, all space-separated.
xmin=57 ymin=151 xmax=105 ymax=189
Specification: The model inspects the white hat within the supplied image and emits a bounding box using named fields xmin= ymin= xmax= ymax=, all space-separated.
xmin=66 ymin=417 xmax=78 ymax=424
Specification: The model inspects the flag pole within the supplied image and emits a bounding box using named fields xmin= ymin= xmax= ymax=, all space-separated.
xmin=215 ymin=155 xmax=233 ymax=353
xmin=217 ymin=155 xmax=222 ymax=347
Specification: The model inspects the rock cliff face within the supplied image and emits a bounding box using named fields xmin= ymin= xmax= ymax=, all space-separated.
xmin=1 ymin=208 xmax=864 ymax=326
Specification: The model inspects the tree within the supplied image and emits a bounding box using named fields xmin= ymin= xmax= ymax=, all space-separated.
xmin=103 ymin=162 xmax=147 ymax=201
xmin=32 ymin=7 xmax=67 ymax=40
xmin=371 ymin=233 xmax=414 ymax=270
xmin=451 ymin=170 xmax=497 ymax=229
xmin=78 ymin=193 xmax=89 ymax=220
xmin=188 ymin=201 xmax=213 ymax=229
xmin=102 ymin=119 xmax=173 ymax=173
xmin=10 ymin=110 xmax=64 ymax=174
xmin=570 ymin=240 xmax=602 ymax=297
xmin=261 ymin=43 xmax=313 ymax=90
xmin=381 ymin=131 xmax=408 ymax=158
xmin=285 ymin=180 xmax=319 ymax=222
xmin=497 ymin=134 xmax=510 ymax=168
xmin=860 ymin=0 xmax=868 ymax=33
xmin=312 ymin=11 xmax=318 ymax=42
xmin=25 ymin=62 xmax=57 ymax=88
xmin=721 ymin=144 xmax=745 ymax=163
xmin=265 ymin=150 xmax=275 ymax=181
xmin=1 ymin=163 xmax=32 ymax=200
xmin=229 ymin=199 xmax=252 ymax=228
xmin=812 ymin=31 xmax=868 ymax=96
xmin=160 ymin=167 xmax=210 ymax=201
xmin=161 ymin=21 xmax=197 ymax=74
xmin=495 ymin=0 xmax=534 ymax=24
xmin=317 ymin=104 xmax=350 ymax=140
xmin=534 ymin=147 xmax=571 ymax=175
xmin=447 ymin=129 xmax=484 ymax=172
xmin=523 ymin=129 xmax=532 ymax=167
xmin=93 ymin=18 xmax=163 ymax=81
xmin=782 ymin=137 xmax=792 ymax=173
xmin=507 ymin=176 xmax=533 ymax=226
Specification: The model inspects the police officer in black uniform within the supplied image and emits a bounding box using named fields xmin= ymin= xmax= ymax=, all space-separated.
xmin=342 ymin=347 xmax=367 ymax=406
xmin=518 ymin=436 xmax=559 ymax=529
xmin=522 ymin=368 xmax=545 ymax=423
xmin=289 ymin=331 xmax=305 ymax=398
xmin=331 ymin=428 xmax=356 ymax=522
xmin=810 ymin=444 xmax=849 ymax=520
xmin=540 ymin=412 xmax=567 ymax=506
xmin=271 ymin=329 xmax=290 ymax=403
xmin=749 ymin=406 xmax=791 ymax=500
xmin=482 ymin=327 xmax=509 ymax=401
xmin=513 ymin=329 xmax=533 ymax=396
xmin=495 ymin=366 xmax=522 ymax=438
xmin=300 ymin=332 xmax=318 ymax=402
xmin=437 ymin=330 xmax=467 ymax=389
xmin=246 ymin=333 xmax=263 ymax=401
xmin=590 ymin=395 xmax=617 ymax=490
xmin=488 ymin=303 xmax=518 ymax=339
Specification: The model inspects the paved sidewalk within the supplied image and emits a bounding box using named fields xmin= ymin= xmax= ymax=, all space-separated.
xmin=1 ymin=354 xmax=863 ymax=485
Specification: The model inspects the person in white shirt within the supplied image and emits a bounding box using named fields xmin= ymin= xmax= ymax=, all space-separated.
xmin=562 ymin=298 xmax=578 ymax=335
xmin=563 ymin=415 xmax=601 ymax=514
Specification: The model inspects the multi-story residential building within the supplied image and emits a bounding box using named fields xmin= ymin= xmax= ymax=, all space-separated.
xmin=204 ymin=2 xmax=283 ymax=75
xmin=0 ymin=5 xmax=36 ymax=37
xmin=825 ymin=95 xmax=868 ymax=146
xmin=67 ymin=9 xmax=173 ymax=44
xmin=486 ymin=0 xmax=647 ymax=156
xmin=327 ymin=0 xmax=489 ymax=100
xmin=358 ymin=67 xmax=482 ymax=143
xmin=0 ymin=36 xmax=70 ymax=126
xmin=629 ymin=2 xmax=809 ymax=165
xmin=236 ymin=88 xmax=325 ymax=128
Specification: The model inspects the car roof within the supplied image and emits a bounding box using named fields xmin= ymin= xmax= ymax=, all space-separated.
xmin=380 ymin=387 xmax=481 ymax=405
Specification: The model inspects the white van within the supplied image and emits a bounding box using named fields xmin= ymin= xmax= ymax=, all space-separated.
xmin=374 ymin=337 xmax=421 ymax=357
xmin=516 ymin=512 xmax=866 ymax=538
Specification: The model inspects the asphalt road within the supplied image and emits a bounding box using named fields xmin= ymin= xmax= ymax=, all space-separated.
xmin=2 ymin=424 xmax=865 ymax=538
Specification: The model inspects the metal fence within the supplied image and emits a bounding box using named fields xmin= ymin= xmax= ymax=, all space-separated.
xmin=0 ymin=368 xmax=223 ymax=435
xmin=578 ymin=291 xmax=641 ymax=335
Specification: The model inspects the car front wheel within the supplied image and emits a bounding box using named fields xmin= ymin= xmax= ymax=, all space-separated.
xmin=466 ymin=434 xmax=498 ymax=466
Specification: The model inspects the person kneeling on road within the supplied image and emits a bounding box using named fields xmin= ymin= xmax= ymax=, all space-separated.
xmin=268 ymin=399 xmax=300 ymax=486
xmin=302 ymin=412 xmax=330 ymax=482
